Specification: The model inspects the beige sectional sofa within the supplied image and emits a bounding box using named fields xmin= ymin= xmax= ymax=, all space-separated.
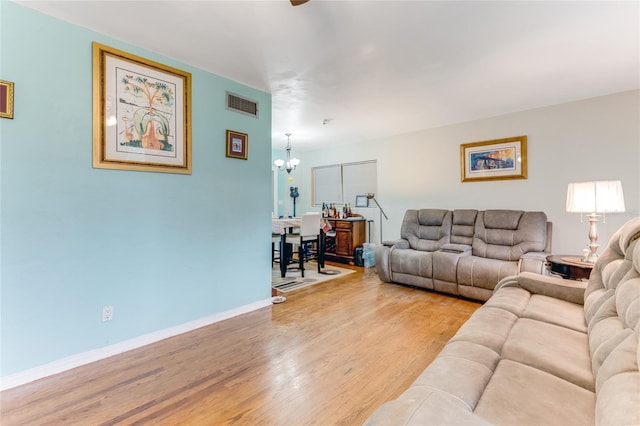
xmin=376 ymin=209 xmax=552 ymax=301
xmin=365 ymin=216 xmax=640 ymax=425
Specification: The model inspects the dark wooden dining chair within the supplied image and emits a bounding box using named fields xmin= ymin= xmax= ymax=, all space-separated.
xmin=271 ymin=233 xmax=281 ymax=267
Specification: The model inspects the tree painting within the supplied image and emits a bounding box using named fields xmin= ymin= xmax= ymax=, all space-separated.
xmin=117 ymin=69 xmax=175 ymax=152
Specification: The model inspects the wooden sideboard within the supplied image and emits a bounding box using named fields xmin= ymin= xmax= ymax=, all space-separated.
xmin=325 ymin=218 xmax=366 ymax=264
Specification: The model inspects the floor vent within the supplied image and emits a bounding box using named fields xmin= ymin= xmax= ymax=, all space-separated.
xmin=226 ymin=92 xmax=259 ymax=118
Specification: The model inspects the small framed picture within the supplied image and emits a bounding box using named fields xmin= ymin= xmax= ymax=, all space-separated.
xmin=0 ymin=80 xmax=14 ymax=119
xmin=226 ymin=130 xmax=248 ymax=160
xmin=355 ymin=195 xmax=369 ymax=207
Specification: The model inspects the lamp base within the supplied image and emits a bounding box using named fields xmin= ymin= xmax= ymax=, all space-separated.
xmin=581 ymin=213 xmax=600 ymax=264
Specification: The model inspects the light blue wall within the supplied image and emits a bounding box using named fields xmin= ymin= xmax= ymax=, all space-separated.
xmin=0 ymin=2 xmax=272 ymax=376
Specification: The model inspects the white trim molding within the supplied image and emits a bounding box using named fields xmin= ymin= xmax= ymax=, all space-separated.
xmin=0 ymin=298 xmax=272 ymax=391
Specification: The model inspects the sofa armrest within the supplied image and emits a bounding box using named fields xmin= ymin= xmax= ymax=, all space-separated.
xmin=383 ymin=239 xmax=410 ymax=249
xmin=518 ymin=251 xmax=550 ymax=275
xmin=495 ymin=271 xmax=586 ymax=305
xmin=439 ymin=243 xmax=472 ymax=254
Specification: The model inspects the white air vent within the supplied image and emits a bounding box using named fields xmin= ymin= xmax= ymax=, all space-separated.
xmin=226 ymin=92 xmax=259 ymax=118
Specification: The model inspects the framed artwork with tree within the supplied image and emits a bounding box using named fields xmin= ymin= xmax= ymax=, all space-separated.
xmin=0 ymin=80 xmax=14 ymax=119
xmin=92 ymin=42 xmax=192 ymax=174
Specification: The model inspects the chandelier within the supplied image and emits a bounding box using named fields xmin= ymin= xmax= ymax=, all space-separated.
xmin=274 ymin=133 xmax=300 ymax=174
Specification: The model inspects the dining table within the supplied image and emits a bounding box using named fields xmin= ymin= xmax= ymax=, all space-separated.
xmin=272 ymin=217 xmax=301 ymax=278
xmin=271 ymin=217 xmax=330 ymax=278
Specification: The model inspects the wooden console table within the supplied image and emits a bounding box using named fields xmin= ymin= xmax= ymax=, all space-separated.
xmin=325 ymin=218 xmax=366 ymax=264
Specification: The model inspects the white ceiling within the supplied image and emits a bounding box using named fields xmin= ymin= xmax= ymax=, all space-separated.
xmin=17 ymin=0 xmax=640 ymax=150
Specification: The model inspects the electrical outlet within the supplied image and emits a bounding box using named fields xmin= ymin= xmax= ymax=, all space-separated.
xmin=102 ymin=305 xmax=113 ymax=322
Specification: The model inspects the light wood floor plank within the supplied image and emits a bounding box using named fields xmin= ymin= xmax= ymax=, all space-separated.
xmin=1 ymin=265 xmax=480 ymax=425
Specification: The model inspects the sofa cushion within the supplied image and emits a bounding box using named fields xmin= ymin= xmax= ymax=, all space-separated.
xmin=390 ymin=249 xmax=434 ymax=278
xmin=456 ymin=256 xmax=519 ymax=290
xmin=412 ymin=341 xmax=499 ymax=410
xmin=483 ymin=210 xmax=522 ymax=230
xmin=400 ymin=209 xmax=452 ymax=251
xmin=472 ymin=210 xmax=548 ymax=260
xmin=451 ymin=209 xmax=478 ymax=245
xmin=502 ymin=318 xmax=593 ymax=391
xmin=432 ymin=250 xmax=469 ymax=293
xmin=474 ymin=360 xmax=595 ymax=426
xmin=482 ymin=285 xmax=530 ymax=314
xmin=522 ymin=293 xmax=586 ymax=332
xmin=448 ymin=306 xmax=517 ymax=354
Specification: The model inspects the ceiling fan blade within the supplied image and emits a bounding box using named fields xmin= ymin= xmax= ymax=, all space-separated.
xmin=290 ymin=0 xmax=310 ymax=6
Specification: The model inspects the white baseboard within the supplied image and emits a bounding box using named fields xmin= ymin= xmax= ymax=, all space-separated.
xmin=0 ymin=298 xmax=273 ymax=391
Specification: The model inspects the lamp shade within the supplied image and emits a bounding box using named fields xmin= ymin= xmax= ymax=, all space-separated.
xmin=566 ymin=180 xmax=625 ymax=213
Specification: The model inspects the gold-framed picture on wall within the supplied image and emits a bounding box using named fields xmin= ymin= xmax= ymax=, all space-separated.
xmin=92 ymin=42 xmax=192 ymax=174
xmin=460 ymin=136 xmax=527 ymax=182
xmin=225 ymin=130 xmax=248 ymax=160
xmin=0 ymin=80 xmax=14 ymax=119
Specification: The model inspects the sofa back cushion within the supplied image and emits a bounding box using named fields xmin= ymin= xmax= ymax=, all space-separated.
xmin=451 ymin=209 xmax=478 ymax=245
xmin=401 ymin=209 xmax=452 ymax=251
xmin=583 ymin=217 xmax=640 ymax=426
xmin=472 ymin=210 xmax=548 ymax=260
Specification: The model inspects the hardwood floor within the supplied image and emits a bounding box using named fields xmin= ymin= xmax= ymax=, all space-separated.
xmin=1 ymin=265 xmax=480 ymax=425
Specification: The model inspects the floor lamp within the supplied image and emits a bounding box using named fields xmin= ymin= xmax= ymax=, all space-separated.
xmin=367 ymin=193 xmax=388 ymax=244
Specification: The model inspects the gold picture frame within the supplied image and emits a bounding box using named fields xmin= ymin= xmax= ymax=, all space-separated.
xmin=460 ymin=136 xmax=527 ymax=182
xmin=225 ymin=130 xmax=248 ymax=160
xmin=0 ymin=80 xmax=14 ymax=119
xmin=92 ymin=42 xmax=192 ymax=174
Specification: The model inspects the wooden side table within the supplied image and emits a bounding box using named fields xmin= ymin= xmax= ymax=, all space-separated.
xmin=546 ymin=255 xmax=594 ymax=280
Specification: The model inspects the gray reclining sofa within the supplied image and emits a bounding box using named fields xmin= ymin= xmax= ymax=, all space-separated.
xmin=375 ymin=209 xmax=551 ymax=301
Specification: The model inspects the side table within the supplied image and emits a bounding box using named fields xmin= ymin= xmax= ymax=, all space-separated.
xmin=546 ymin=255 xmax=594 ymax=280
